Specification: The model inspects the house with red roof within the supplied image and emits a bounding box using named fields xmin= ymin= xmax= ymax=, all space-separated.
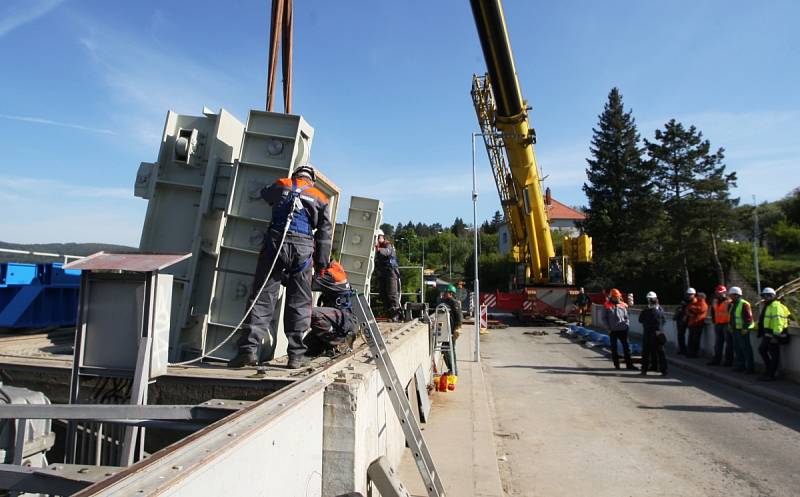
xmin=498 ymin=189 xmax=586 ymax=255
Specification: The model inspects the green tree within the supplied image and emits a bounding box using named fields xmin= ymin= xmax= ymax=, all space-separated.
xmin=481 ymin=211 xmax=504 ymax=235
xmin=691 ymin=155 xmax=738 ymax=283
xmin=646 ymin=119 xmax=734 ymax=287
xmin=582 ymin=87 xmax=659 ymax=286
xmin=379 ymin=223 xmax=394 ymax=238
xmin=779 ymin=188 xmax=800 ymax=225
xmin=451 ymin=217 xmax=467 ymax=237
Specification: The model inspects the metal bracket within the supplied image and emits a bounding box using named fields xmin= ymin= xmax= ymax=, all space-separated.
xmin=367 ymin=456 xmax=411 ymax=497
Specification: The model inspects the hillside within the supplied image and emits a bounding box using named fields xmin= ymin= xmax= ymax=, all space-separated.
xmin=0 ymin=241 xmax=138 ymax=264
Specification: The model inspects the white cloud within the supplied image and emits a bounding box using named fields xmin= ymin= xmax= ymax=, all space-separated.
xmin=0 ymin=175 xmax=144 ymax=245
xmin=0 ymin=0 xmax=65 ymax=37
xmin=75 ymin=16 xmax=248 ymax=146
xmin=0 ymin=113 xmax=115 ymax=135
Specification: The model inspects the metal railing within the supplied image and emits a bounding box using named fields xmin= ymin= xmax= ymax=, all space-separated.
xmin=0 ymin=247 xmax=83 ymax=264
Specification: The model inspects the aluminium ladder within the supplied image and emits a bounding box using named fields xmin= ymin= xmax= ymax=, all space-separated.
xmin=352 ymin=294 xmax=446 ymax=497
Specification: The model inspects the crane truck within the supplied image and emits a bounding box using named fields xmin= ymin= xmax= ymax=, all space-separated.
xmin=469 ymin=0 xmax=593 ymax=319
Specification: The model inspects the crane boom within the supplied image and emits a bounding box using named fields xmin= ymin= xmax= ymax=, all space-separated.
xmin=469 ymin=0 xmax=555 ymax=284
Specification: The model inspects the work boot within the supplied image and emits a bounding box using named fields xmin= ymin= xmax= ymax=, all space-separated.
xmin=745 ymin=368 xmax=755 ymax=375
xmin=757 ymin=374 xmax=776 ymax=382
xmin=707 ymin=360 xmax=720 ymax=366
xmin=626 ymin=365 xmax=639 ymax=371
xmin=722 ymin=361 xmax=733 ymax=367
xmin=286 ymin=355 xmax=311 ymax=370
xmin=228 ymin=351 xmax=258 ymax=368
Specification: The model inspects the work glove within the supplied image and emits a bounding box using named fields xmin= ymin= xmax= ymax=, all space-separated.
xmin=453 ymin=327 xmax=462 ymax=340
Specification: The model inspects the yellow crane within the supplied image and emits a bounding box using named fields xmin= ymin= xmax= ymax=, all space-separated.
xmin=470 ymin=0 xmax=591 ymax=286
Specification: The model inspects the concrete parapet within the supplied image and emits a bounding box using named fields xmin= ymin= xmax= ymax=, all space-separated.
xmin=321 ymin=320 xmax=431 ymax=496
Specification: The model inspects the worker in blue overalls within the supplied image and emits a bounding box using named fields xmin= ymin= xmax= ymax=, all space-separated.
xmin=375 ymin=229 xmax=403 ymax=321
xmin=229 ymin=165 xmax=332 ymax=369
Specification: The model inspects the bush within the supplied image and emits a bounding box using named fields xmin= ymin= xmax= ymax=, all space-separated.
xmin=767 ymin=220 xmax=800 ymax=255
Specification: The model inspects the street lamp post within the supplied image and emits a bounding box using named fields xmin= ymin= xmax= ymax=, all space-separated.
xmin=448 ymin=238 xmax=453 ymax=281
xmin=471 ymin=133 xmax=483 ymax=363
xmin=422 ymin=238 xmax=426 ymax=271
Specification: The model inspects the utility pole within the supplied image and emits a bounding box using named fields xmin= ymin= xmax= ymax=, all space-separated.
xmin=753 ymin=195 xmax=762 ymax=295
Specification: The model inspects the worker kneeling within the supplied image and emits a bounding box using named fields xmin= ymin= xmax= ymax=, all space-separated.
xmin=303 ymin=261 xmax=357 ymax=357
xmin=229 ymin=165 xmax=332 ymax=370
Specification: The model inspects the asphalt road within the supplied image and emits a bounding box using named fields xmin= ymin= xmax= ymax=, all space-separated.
xmin=481 ymin=326 xmax=800 ymax=497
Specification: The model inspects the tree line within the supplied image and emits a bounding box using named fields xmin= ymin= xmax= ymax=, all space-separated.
xmin=581 ymin=87 xmax=799 ymax=303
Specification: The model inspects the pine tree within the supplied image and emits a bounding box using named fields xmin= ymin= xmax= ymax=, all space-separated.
xmin=645 ymin=119 xmax=736 ymax=287
xmin=582 ymin=88 xmax=658 ymax=285
xmin=451 ymin=217 xmax=467 ymax=237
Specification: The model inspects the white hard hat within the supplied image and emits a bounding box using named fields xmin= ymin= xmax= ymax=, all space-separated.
xmin=761 ymin=287 xmax=776 ymax=296
xmin=728 ymin=286 xmax=743 ymax=296
xmin=646 ymin=291 xmax=657 ymax=299
xmin=686 ymin=287 xmax=696 ymax=295
xmin=376 ymin=229 xmax=384 ymax=237
xmin=292 ymin=164 xmax=316 ymax=181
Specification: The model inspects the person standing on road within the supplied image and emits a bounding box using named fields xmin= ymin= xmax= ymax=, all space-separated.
xmin=673 ymin=288 xmax=696 ymax=355
xmin=757 ymin=287 xmax=791 ymax=381
xmin=686 ymin=292 xmax=708 ymax=358
xmin=439 ymin=284 xmax=463 ymax=373
xmin=575 ymin=287 xmax=591 ymax=326
xmin=375 ymin=229 xmax=403 ymax=321
xmin=229 ymin=165 xmax=332 ymax=370
xmin=708 ymin=285 xmax=733 ymax=366
xmin=603 ymin=289 xmax=637 ymax=370
xmin=638 ymin=291 xmax=667 ymax=376
xmin=728 ymin=286 xmax=755 ymax=374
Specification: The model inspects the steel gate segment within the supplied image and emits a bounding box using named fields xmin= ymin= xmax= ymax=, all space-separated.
xmin=352 ymin=294 xmax=445 ymax=497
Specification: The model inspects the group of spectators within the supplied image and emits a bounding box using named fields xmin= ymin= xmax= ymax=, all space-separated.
xmin=674 ymin=285 xmax=792 ymax=381
xmin=594 ymin=285 xmax=793 ymax=381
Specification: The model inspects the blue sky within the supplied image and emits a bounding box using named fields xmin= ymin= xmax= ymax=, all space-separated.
xmin=1 ymin=0 xmax=798 ymax=245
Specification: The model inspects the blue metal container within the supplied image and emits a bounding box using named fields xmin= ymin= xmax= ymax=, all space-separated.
xmin=0 ymin=263 xmax=38 ymax=286
xmin=0 ymin=262 xmax=81 ymax=329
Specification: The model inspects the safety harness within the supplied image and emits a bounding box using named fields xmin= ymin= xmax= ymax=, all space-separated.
xmin=272 ymin=178 xmax=313 ymax=236
xmin=270 ymin=178 xmax=313 ymax=275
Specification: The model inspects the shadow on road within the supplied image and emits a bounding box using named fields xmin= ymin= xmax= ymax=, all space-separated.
xmin=538 ymin=334 xmax=800 ymax=433
xmin=638 ymin=404 xmax=749 ymax=413
xmin=620 ymin=380 xmax=687 ymax=387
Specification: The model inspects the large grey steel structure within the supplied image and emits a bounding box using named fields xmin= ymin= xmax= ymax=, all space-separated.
xmin=337 ymin=196 xmax=383 ymax=299
xmin=136 ymin=108 xmax=340 ymax=362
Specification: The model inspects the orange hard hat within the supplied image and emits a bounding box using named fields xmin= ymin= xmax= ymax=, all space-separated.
xmin=609 ymin=288 xmax=622 ymax=298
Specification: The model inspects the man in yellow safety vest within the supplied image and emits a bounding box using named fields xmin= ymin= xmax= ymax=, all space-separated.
xmin=728 ymin=286 xmax=755 ymax=374
xmin=757 ymin=287 xmax=791 ymax=381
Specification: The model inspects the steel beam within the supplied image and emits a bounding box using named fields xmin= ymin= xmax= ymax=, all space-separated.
xmin=0 ymin=463 xmax=108 ymax=495
xmin=0 ymin=404 xmax=240 ymax=421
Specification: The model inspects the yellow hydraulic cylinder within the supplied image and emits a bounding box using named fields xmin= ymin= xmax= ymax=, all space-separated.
xmin=495 ymin=115 xmax=555 ymax=282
